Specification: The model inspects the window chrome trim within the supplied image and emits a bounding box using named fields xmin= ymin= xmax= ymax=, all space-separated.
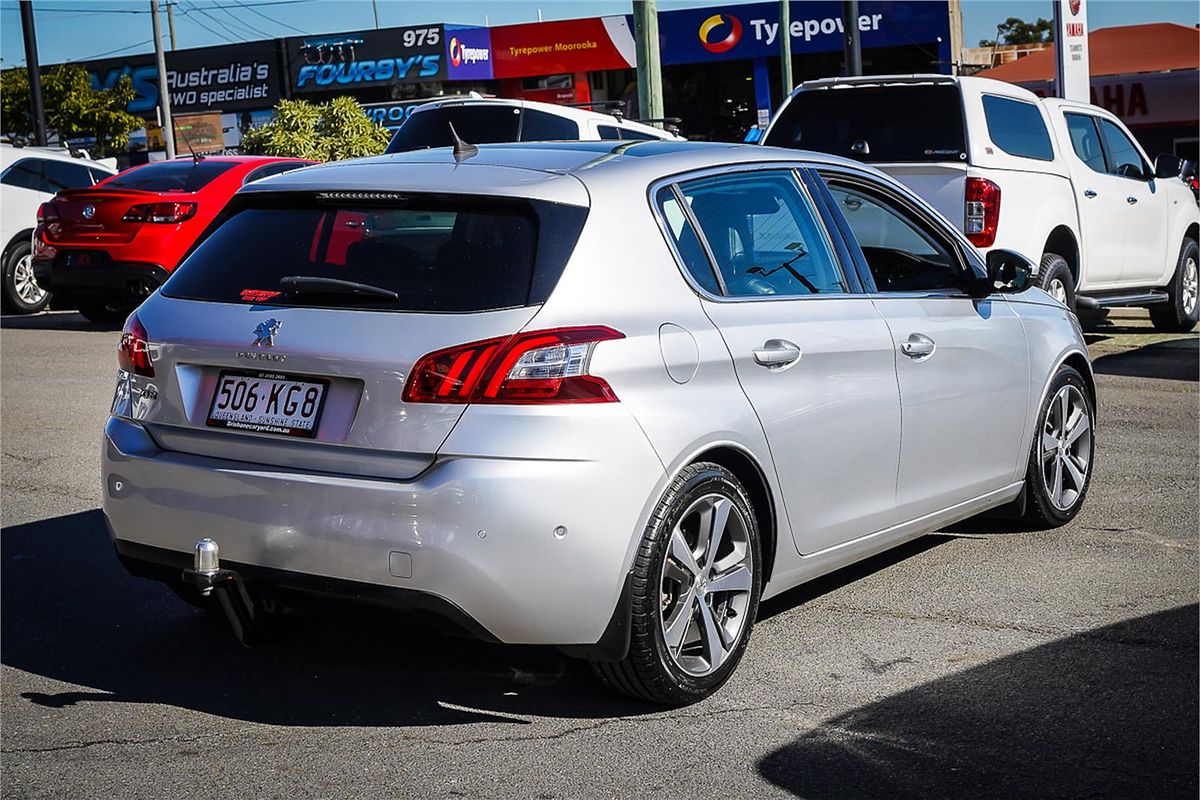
xmin=647 ymin=161 xmax=856 ymax=304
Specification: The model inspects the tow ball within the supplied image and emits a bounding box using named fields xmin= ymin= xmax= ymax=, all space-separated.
xmin=181 ymin=538 xmax=261 ymax=647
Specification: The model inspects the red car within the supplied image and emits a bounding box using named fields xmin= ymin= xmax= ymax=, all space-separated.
xmin=33 ymin=156 xmax=314 ymax=322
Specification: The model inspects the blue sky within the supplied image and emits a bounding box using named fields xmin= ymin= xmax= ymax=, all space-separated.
xmin=1 ymin=0 xmax=1196 ymax=67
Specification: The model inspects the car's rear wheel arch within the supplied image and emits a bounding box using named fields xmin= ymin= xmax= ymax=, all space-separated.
xmin=1043 ymin=226 xmax=1079 ymax=282
xmin=686 ymin=445 xmax=777 ymax=586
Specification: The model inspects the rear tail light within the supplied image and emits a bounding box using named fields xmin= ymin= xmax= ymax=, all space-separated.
xmin=965 ymin=177 xmax=1001 ymax=248
xmin=118 ymin=311 xmax=155 ymax=377
xmin=36 ymin=202 xmax=58 ymax=222
xmin=123 ymin=202 xmax=197 ymax=224
xmin=403 ymin=326 xmax=624 ymax=405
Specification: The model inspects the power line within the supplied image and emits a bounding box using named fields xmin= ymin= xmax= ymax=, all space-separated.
xmin=213 ymin=2 xmax=273 ymax=38
xmin=177 ymin=5 xmax=233 ymax=41
xmin=0 ymin=0 xmax=316 ymax=13
xmin=78 ymin=37 xmax=156 ymax=61
xmin=184 ymin=2 xmax=250 ymax=42
xmin=232 ymin=0 xmax=305 ymax=35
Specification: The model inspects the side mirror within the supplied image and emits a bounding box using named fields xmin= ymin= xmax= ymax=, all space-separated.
xmin=983 ymin=249 xmax=1034 ymax=294
xmin=1155 ymin=153 xmax=1185 ymax=179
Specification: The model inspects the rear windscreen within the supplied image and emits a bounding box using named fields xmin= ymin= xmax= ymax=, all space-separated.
xmin=106 ymin=160 xmax=239 ymax=192
xmin=162 ymin=195 xmax=588 ymax=312
xmin=387 ymin=106 xmax=522 ymax=153
xmin=764 ymin=85 xmax=966 ymax=163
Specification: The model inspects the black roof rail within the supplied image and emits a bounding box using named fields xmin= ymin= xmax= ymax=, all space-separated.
xmin=633 ymin=117 xmax=683 ymax=135
xmin=566 ymin=100 xmax=627 ymax=118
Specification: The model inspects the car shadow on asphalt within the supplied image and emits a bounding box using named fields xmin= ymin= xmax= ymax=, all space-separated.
xmin=1090 ymin=338 xmax=1199 ymax=382
xmin=0 ymin=311 xmax=120 ymax=332
xmin=756 ymin=603 xmax=1199 ymax=799
xmin=0 ymin=509 xmax=653 ymax=726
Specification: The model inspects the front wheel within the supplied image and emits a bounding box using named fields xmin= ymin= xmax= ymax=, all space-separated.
xmin=591 ymin=462 xmax=762 ymax=706
xmin=1022 ymin=366 xmax=1095 ymax=528
xmin=1 ymin=241 xmax=51 ymax=314
xmin=1149 ymin=238 xmax=1198 ymax=333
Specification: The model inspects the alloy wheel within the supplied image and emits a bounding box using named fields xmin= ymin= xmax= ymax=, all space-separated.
xmin=1048 ymin=277 xmax=1068 ymax=305
xmin=1182 ymin=256 xmax=1197 ymax=316
xmin=1039 ymin=385 xmax=1092 ymax=512
xmin=658 ymin=493 xmax=754 ymax=677
xmin=12 ymin=253 xmax=47 ymax=306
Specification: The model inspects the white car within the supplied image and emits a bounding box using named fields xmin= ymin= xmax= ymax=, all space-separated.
xmin=385 ymin=96 xmax=683 ymax=153
xmin=0 ymin=143 xmax=117 ymax=313
xmin=764 ymin=75 xmax=1200 ymax=331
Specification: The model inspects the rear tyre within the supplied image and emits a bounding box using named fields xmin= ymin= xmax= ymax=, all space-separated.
xmin=77 ymin=298 xmax=130 ymax=324
xmin=1149 ymin=238 xmax=1198 ymax=333
xmin=1038 ymin=252 xmax=1075 ymax=313
xmin=2 ymin=240 xmax=51 ymax=314
xmin=591 ymin=462 xmax=762 ymax=706
xmin=1022 ymin=365 xmax=1095 ymax=529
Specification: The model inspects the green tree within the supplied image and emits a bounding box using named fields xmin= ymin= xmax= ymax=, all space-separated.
xmin=1 ymin=63 xmax=143 ymax=157
xmin=240 ymin=96 xmax=390 ymax=161
xmin=979 ymin=16 xmax=1054 ymax=47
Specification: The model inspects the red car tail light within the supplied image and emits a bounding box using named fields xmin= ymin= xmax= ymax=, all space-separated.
xmin=403 ymin=327 xmax=624 ymax=405
xmin=36 ymin=202 xmax=59 ymax=222
xmin=965 ymin=177 xmax=1001 ymax=248
xmin=123 ymin=202 xmax=198 ymax=224
xmin=118 ymin=311 xmax=155 ymax=377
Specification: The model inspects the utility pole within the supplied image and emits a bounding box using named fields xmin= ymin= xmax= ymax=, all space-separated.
xmin=779 ymin=0 xmax=793 ymax=100
xmin=18 ymin=0 xmax=47 ymax=146
xmin=166 ymin=0 xmax=177 ymax=50
xmin=150 ymin=0 xmax=175 ymax=159
xmin=370 ymin=0 xmax=379 ymax=29
xmin=632 ymin=0 xmax=663 ymax=122
xmin=841 ymin=0 xmax=862 ymax=76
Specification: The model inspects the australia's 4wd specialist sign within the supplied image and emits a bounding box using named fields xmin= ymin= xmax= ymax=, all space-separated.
xmin=87 ymin=41 xmax=282 ymax=116
xmin=286 ymin=25 xmax=445 ymax=92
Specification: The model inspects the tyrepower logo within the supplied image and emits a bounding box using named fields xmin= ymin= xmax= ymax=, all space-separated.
xmin=698 ymin=13 xmax=742 ymax=54
xmin=449 ymin=37 xmax=489 ymax=67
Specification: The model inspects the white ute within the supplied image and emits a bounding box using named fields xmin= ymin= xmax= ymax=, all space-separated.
xmin=764 ymin=75 xmax=1200 ymax=331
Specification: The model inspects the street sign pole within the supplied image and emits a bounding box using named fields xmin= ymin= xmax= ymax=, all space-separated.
xmin=18 ymin=0 xmax=47 ymax=146
xmin=1053 ymin=0 xmax=1090 ymax=101
xmin=779 ymin=0 xmax=793 ymax=99
xmin=841 ymin=0 xmax=862 ymax=76
xmin=151 ymin=0 xmax=176 ymax=159
xmin=633 ymin=0 xmax=664 ymax=122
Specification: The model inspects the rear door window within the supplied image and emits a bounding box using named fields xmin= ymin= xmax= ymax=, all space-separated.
xmin=656 ymin=187 xmax=721 ymax=295
xmin=764 ymin=84 xmax=966 ymax=163
xmin=981 ymin=95 xmax=1054 ymax=160
xmin=520 ymin=109 xmax=580 ymax=141
xmin=106 ymin=160 xmax=239 ymax=192
xmin=673 ymin=170 xmax=847 ymax=297
xmin=43 ymin=159 xmax=99 ymax=191
xmin=1064 ymin=113 xmax=1107 ymax=173
xmin=163 ymin=195 xmax=587 ymax=313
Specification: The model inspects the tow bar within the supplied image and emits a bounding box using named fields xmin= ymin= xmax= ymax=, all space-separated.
xmin=181 ymin=538 xmax=261 ymax=646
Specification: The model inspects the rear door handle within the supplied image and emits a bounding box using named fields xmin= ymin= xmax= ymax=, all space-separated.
xmin=900 ymin=333 xmax=936 ymax=359
xmin=1083 ymin=189 xmax=1097 ymax=198
xmin=1126 ymin=196 xmax=1138 ymax=204
xmin=752 ymin=339 xmax=802 ymax=370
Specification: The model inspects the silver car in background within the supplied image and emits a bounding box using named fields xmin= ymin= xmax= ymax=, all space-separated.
xmin=103 ymin=141 xmax=1095 ymax=705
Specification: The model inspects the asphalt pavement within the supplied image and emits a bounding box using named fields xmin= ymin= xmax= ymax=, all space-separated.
xmin=1 ymin=310 xmax=1196 ymax=799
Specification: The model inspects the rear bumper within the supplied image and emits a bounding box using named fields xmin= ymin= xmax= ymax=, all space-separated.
xmin=34 ymin=253 xmax=168 ymax=298
xmin=101 ymin=411 xmax=664 ymax=650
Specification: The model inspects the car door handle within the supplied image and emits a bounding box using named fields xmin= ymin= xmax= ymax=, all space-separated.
xmin=752 ymin=339 xmax=802 ymax=369
xmin=900 ymin=333 xmax=936 ymax=359
xmin=1126 ymin=196 xmax=1138 ymax=204
xmin=1083 ymin=189 xmax=1097 ymax=198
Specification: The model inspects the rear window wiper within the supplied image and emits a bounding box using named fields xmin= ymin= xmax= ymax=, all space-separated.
xmin=279 ymin=275 xmax=400 ymax=303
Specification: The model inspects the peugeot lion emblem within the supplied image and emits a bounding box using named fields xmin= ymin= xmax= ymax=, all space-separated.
xmin=252 ymin=318 xmax=282 ymax=347
xmin=81 ymin=204 xmax=96 ymax=220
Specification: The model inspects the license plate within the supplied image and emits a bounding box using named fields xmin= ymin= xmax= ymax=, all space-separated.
xmin=206 ymin=370 xmax=329 ymax=438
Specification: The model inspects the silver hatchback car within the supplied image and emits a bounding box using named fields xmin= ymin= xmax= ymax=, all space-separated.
xmin=104 ymin=141 xmax=1095 ymax=705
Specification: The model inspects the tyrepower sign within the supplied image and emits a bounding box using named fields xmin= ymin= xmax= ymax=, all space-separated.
xmin=489 ymin=17 xmax=635 ymax=79
xmin=286 ymin=25 xmax=445 ymax=92
xmin=654 ymin=1 xmax=950 ymax=65
xmin=87 ymin=41 xmax=282 ymax=116
xmin=446 ymin=25 xmax=493 ymax=80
